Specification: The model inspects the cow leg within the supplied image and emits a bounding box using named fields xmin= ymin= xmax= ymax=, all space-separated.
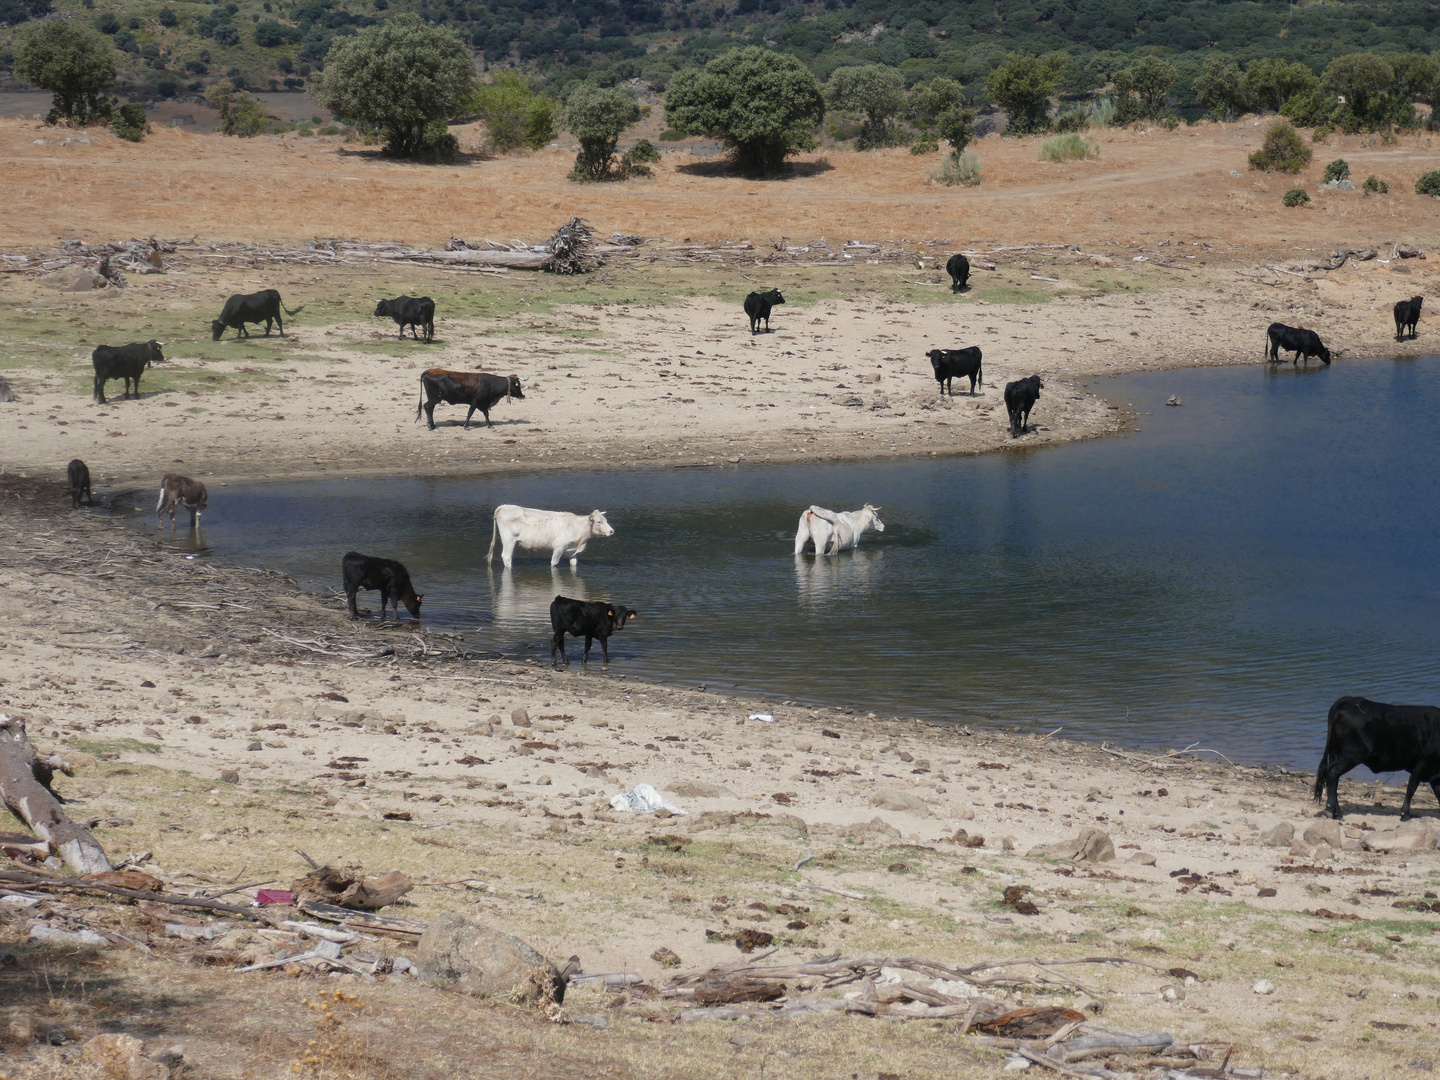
xmin=1430 ymin=780 xmax=1440 ymax=812
xmin=581 ymin=635 xmax=594 ymax=663
xmin=551 ymin=547 xmax=563 ymax=568
xmin=1401 ymin=773 xmax=1423 ymax=820
xmin=551 ymin=631 xmax=567 ymax=667
xmin=346 ymin=588 xmax=359 ymax=619
xmin=599 ymin=635 xmax=611 ymax=664
xmin=463 ymin=404 xmax=477 ymax=430
xmin=424 ymin=400 xmax=437 ymax=430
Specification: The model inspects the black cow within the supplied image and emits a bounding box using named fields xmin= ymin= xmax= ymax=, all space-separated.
xmin=744 ymin=288 xmax=785 ymax=334
xmin=92 ymin=340 xmax=163 ymax=403
xmin=946 ymin=253 xmax=971 ymax=292
xmin=67 ymin=459 xmax=92 ymax=508
xmin=1314 ymin=696 xmax=1440 ymax=820
xmin=211 ymin=289 xmax=304 ymax=340
xmin=1265 ymin=322 xmax=1331 ymax=365
xmin=375 ymin=296 xmax=435 ymax=343
xmin=1005 ymin=375 xmax=1044 ymax=437
xmin=1394 ymin=295 xmax=1423 ymax=341
xmin=549 ymin=595 xmax=637 ymax=667
xmin=342 ymin=551 xmax=423 ymax=620
xmin=926 ymin=347 xmax=983 ymax=396
xmin=416 ymin=369 xmax=524 ymax=430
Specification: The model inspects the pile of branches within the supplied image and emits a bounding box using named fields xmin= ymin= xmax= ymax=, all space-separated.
xmin=541 ymin=217 xmax=600 ymax=274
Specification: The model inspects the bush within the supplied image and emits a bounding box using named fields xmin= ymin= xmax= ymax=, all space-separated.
xmin=625 ymin=138 xmax=659 ymax=163
xmin=207 ymin=79 xmax=270 ymax=136
xmin=94 ymin=11 xmax=118 ymax=34
xmin=1049 ymin=106 xmax=1087 ymax=133
xmin=1248 ymin=119 xmax=1312 ymax=173
xmin=931 ymin=150 xmax=982 ymax=187
xmin=158 ymin=6 xmax=177 ymax=27
xmin=254 ymin=19 xmax=301 ymax=48
xmin=112 ymin=101 xmax=146 ymax=141
xmin=317 ymin=15 xmax=475 ymax=158
xmin=319 ymin=124 xmax=340 ymax=135
xmin=1417 ymin=171 xmax=1440 ymax=196
xmin=1040 ymin=132 xmax=1098 ymax=161
xmin=1362 ymin=175 xmax=1388 ymax=194
xmin=464 ymin=71 xmax=558 ymax=153
xmin=657 ymin=128 xmax=686 ymax=141
xmin=1323 ymin=159 xmax=1350 ymax=183
xmin=909 ymin=134 xmax=938 ymax=155
xmin=1312 ymin=124 xmax=1334 ymax=143
xmin=1282 ymin=188 xmax=1310 ymax=207
xmin=15 ymin=21 xmax=117 ymax=125
xmin=1088 ymin=97 xmax=1116 ymax=128
xmin=415 ymin=121 xmax=458 ymax=163
xmin=566 ymin=84 xmax=640 ymax=180
xmin=987 ymin=51 xmax=1067 ymax=135
xmin=825 ymin=64 xmax=907 ymax=149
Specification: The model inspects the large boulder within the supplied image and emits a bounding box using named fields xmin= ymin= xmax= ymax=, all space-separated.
xmin=82 ymin=1034 xmax=181 ymax=1080
xmin=1364 ymin=817 xmax=1440 ymax=853
xmin=417 ymin=913 xmax=565 ymax=1004
xmin=869 ymin=788 xmax=932 ymax=817
xmin=1029 ymin=827 xmax=1115 ymax=863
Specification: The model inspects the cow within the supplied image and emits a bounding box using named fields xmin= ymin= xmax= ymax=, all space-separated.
xmin=211 ymin=289 xmax=304 ymax=340
xmin=794 ymin=504 xmax=884 ymax=555
xmin=744 ymin=288 xmax=785 ymax=334
xmin=926 ymin=347 xmax=983 ymax=396
xmin=92 ymin=340 xmax=163 ymax=403
xmin=375 ymin=296 xmax=435 ymax=343
xmin=1394 ymin=295 xmax=1423 ymax=341
xmin=67 ymin=458 xmax=92 ymax=508
xmin=416 ymin=370 xmax=523 ymax=430
xmin=1005 ymin=375 xmax=1044 ymax=437
xmin=946 ymin=253 xmax=971 ymax=292
xmin=341 ymin=551 xmax=423 ymax=620
xmin=156 ymin=473 xmax=207 ymax=529
xmin=1314 ymin=696 xmax=1440 ymax=820
xmin=487 ymin=505 xmax=614 ymax=568
xmin=1265 ymin=322 xmax=1331 ymax=365
xmin=549 ymin=595 xmax=637 ymax=667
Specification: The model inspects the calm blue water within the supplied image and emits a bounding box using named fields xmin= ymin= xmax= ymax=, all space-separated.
xmin=120 ymin=357 xmax=1440 ymax=770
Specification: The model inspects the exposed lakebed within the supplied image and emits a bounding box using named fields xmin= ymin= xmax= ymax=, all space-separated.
xmin=120 ymin=356 xmax=1440 ymax=770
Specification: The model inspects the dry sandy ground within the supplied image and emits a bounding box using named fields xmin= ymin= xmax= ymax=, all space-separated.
xmin=1 ymin=477 xmax=1439 ymax=1080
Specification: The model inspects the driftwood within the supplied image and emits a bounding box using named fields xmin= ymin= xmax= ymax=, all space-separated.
xmin=0 ymin=714 xmax=110 ymax=874
xmin=298 ymin=898 xmax=426 ymax=938
xmin=0 ymin=869 xmax=261 ymax=916
xmin=292 ymin=865 xmax=414 ymax=910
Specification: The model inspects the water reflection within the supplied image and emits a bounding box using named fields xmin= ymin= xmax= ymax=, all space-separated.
xmin=794 ymin=549 xmax=884 ymax=606
xmin=490 ymin=567 xmax=586 ymax=630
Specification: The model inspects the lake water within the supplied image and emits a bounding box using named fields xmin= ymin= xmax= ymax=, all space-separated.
xmin=120 ymin=357 xmax=1440 ymax=771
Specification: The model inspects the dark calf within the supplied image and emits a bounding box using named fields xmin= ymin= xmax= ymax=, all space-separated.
xmin=946 ymin=253 xmax=971 ymax=292
xmin=550 ymin=595 xmax=637 ymax=667
xmin=342 ymin=551 xmax=423 ymax=620
xmin=1394 ymin=296 xmax=1423 ymax=341
xmin=926 ymin=346 xmax=983 ymax=396
xmin=156 ymin=473 xmax=207 ymax=528
xmin=743 ymin=289 xmax=785 ymax=334
xmin=92 ymin=340 xmax=163 ymax=404
xmin=1314 ymin=695 xmax=1440 ymax=820
xmin=67 ymin=459 xmax=92 ymax=508
xmin=1004 ymin=375 xmax=1044 ymax=437
xmin=1265 ymin=322 xmax=1331 ymax=365
xmin=375 ymin=296 xmax=436 ymax=343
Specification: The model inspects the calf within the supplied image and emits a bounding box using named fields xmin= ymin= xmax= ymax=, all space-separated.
xmin=1394 ymin=295 xmax=1423 ymax=340
xmin=156 ymin=473 xmax=207 ymax=529
xmin=375 ymin=296 xmax=435 ymax=343
xmin=744 ymin=288 xmax=785 ymax=334
xmin=416 ymin=369 xmax=523 ymax=430
xmin=550 ymin=595 xmax=637 ymax=666
xmin=92 ymin=340 xmax=163 ymax=403
xmin=926 ymin=346 xmax=983 ymax=396
xmin=67 ymin=458 xmax=92 ymax=508
xmin=946 ymin=253 xmax=971 ymax=292
xmin=211 ymin=289 xmax=304 ymax=340
xmin=1005 ymin=375 xmax=1044 ymax=437
xmin=341 ymin=551 xmax=423 ymax=620
xmin=1265 ymin=322 xmax=1331 ymax=365
xmin=1314 ymin=695 xmax=1440 ymax=820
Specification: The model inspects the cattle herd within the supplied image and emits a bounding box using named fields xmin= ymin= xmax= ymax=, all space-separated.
xmin=65 ymin=275 xmax=1439 ymax=820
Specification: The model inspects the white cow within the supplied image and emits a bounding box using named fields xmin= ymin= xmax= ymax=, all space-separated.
xmin=793 ymin=503 xmax=884 ymax=555
xmin=487 ymin=504 xmax=615 ymax=568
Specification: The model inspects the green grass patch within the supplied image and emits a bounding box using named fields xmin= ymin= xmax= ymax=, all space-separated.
xmin=71 ymin=737 xmax=163 ymax=756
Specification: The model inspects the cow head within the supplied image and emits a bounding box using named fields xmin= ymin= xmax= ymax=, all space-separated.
xmin=769 ymin=289 xmax=786 ymax=305
xmin=210 ymin=320 xmax=227 ymax=341
xmin=862 ymin=504 xmax=884 ymax=532
xmin=1317 ymin=344 xmax=1332 ymax=364
xmin=146 ymin=341 xmax=165 ymax=366
xmin=374 ymin=300 xmax=390 ymax=317
xmin=403 ymin=592 xmax=424 ymax=618
xmin=507 ymin=375 xmax=524 ymax=399
xmin=589 ymin=510 xmax=614 ymax=537
xmin=609 ymin=606 xmax=637 ymax=632
xmin=926 ymin=349 xmax=945 ymax=368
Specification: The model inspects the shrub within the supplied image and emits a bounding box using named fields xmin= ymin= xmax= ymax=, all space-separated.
xmin=1362 ymin=175 xmax=1388 ymax=194
xmin=825 ymin=63 xmax=907 ymax=149
xmin=1049 ymin=106 xmax=1087 ymax=133
xmin=207 ymin=79 xmax=270 ymax=136
xmin=1040 ymin=133 xmax=1098 ymax=161
xmin=618 ymin=140 xmax=657 ymax=177
xmin=317 ymin=15 xmax=475 ymax=158
xmin=112 ymin=101 xmax=146 ymax=141
xmin=910 ymin=134 xmax=938 ymax=155
xmin=415 ymin=121 xmax=459 ymax=163
xmin=15 ymin=21 xmax=117 ymax=125
xmin=1323 ymin=159 xmax=1350 ymax=183
xmin=1312 ymin=124 xmax=1334 ymax=143
xmin=319 ymin=124 xmax=340 ymax=135
xmin=254 ymin=19 xmax=300 ymax=48
xmin=158 ymin=6 xmax=177 ymax=27
xmin=1088 ymin=97 xmax=1115 ymax=128
xmin=931 ymin=150 xmax=982 ymax=187
xmin=565 ymin=83 xmax=640 ymax=180
xmin=1417 ymin=171 xmax=1440 ymax=196
xmin=1282 ymin=188 xmax=1310 ymax=207
xmin=664 ymin=46 xmax=825 ymax=174
xmin=1248 ymin=119 xmax=1312 ymax=173
xmin=657 ymin=128 xmax=685 ymax=141
xmin=986 ymin=51 xmax=1067 ymax=135
xmin=1113 ymin=55 xmax=1178 ymax=124
xmin=464 ymin=70 xmax=558 ymax=153
xmin=94 ymin=11 xmax=118 ymax=33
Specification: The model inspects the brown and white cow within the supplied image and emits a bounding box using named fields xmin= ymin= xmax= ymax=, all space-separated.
xmin=415 ymin=370 xmax=523 ymax=430
xmin=157 ymin=474 xmax=207 ymax=529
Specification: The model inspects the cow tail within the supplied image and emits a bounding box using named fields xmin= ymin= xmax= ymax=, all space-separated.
xmin=155 ymin=485 xmax=166 ymax=513
xmin=282 ymin=302 xmax=306 ymax=317
xmin=1313 ymin=718 xmax=1336 ymax=803
xmin=415 ymin=380 xmax=423 ymax=424
xmin=486 ymin=514 xmax=498 ymax=564
xmin=977 ymin=356 xmax=984 ymax=388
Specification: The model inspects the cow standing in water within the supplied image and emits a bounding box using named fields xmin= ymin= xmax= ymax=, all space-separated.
xmin=157 ymin=474 xmax=207 ymax=529
xmin=342 ymin=552 xmax=423 ymax=620
xmin=487 ymin=505 xmax=614 ymax=568
xmin=794 ymin=504 xmax=884 ymax=555
xmin=550 ymin=596 xmax=637 ymax=667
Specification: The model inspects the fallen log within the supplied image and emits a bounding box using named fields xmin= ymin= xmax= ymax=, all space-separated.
xmin=0 ymin=713 xmax=110 ymax=874
xmin=381 ymin=250 xmax=550 ymax=269
xmin=0 ymin=869 xmax=259 ymax=916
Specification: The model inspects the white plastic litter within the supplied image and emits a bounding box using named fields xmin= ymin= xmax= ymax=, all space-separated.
xmin=748 ymin=713 xmax=775 ymax=723
xmin=609 ymin=783 xmax=685 ymax=815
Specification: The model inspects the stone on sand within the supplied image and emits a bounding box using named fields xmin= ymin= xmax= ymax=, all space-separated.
xmin=668 ymin=780 xmax=733 ymax=799
xmin=1029 ymin=827 xmax=1115 ymax=863
xmin=869 ymin=788 xmax=932 ymax=816
xmin=417 ymin=913 xmax=565 ymax=1004
xmin=1260 ymin=822 xmax=1294 ymax=847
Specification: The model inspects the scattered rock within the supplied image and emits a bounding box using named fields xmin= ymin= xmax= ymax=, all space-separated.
xmin=1030 ymin=827 xmax=1115 ymax=863
xmin=83 ymin=1033 xmax=176 ymax=1080
xmin=1129 ymin=851 xmax=1157 ymax=866
xmin=868 ymin=788 xmax=932 ymax=816
xmin=512 ymin=709 xmax=531 ymax=728
xmin=652 ymin=947 xmax=682 ymax=968
xmin=0 ymin=381 xmax=16 ymax=404
xmin=1165 ymin=395 xmax=1182 ymax=407
xmin=1321 ymin=178 xmax=1356 ymax=191
xmin=1003 ymin=1056 xmax=1033 ymax=1072
xmin=1160 ymin=984 xmax=1185 ymax=1002
xmin=1253 ymin=979 xmax=1276 ymax=995
xmin=30 ymin=925 xmax=107 ymax=947
xmin=417 ymin=913 xmax=565 ymax=1004
xmin=218 ymin=768 xmax=240 ymax=784
xmin=1261 ymin=822 xmax=1294 ymax=846
xmin=1303 ymin=820 xmax=1342 ymax=848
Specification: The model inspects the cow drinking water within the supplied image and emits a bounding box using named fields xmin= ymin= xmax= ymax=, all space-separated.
xmin=375 ymin=296 xmax=435 ymax=343
xmin=794 ymin=504 xmax=884 ymax=555
xmin=92 ymin=341 xmax=163 ymax=403
xmin=744 ymin=289 xmax=785 ymax=334
xmin=156 ymin=474 xmax=207 ymax=529
xmin=67 ymin=459 xmax=92 ymax=508
xmin=550 ymin=595 xmax=637 ymax=667
xmin=487 ymin=505 xmax=614 ymax=568
xmin=211 ymin=290 xmax=304 ymax=340
xmin=1314 ymin=695 xmax=1440 ymax=820
xmin=416 ymin=370 xmax=523 ymax=430
xmin=342 ymin=552 xmax=423 ymax=620
xmin=1265 ymin=323 xmax=1331 ymax=365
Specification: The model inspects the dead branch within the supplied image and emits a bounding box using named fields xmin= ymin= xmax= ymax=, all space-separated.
xmin=0 ymin=714 xmax=110 ymax=874
xmin=0 ymin=869 xmax=264 ymax=916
